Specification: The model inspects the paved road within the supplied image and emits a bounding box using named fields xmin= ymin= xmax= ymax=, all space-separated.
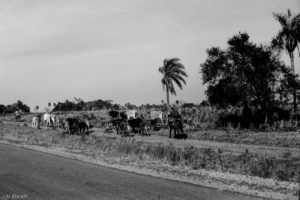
xmin=0 ymin=143 xmax=269 ymax=200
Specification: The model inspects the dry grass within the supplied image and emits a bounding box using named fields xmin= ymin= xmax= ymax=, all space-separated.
xmin=151 ymin=128 xmax=300 ymax=148
xmin=0 ymin=122 xmax=299 ymax=183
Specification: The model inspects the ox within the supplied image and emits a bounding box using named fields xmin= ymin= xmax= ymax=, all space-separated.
xmin=149 ymin=110 xmax=163 ymax=122
xmin=77 ymin=119 xmax=91 ymax=140
xmin=43 ymin=113 xmax=52 ymax=127
xmin=62 ymin=117 xmax=91 ymax=139
xmin=50 ymin=114 xmax=57 ymax=127
xmin=83 ymin=119 xmax=92 ymax=133
xmin=108 ymin=110 xmax=129 ymax=134
xmin=124 ymin=110 xmax=137 ymax=120
xmin=31 ymin=116 xmax=40 ymax=129
xmin=114 ymin=118 xmax=129 ymax=135
xmin=54 ymin=115 xmax=62 ymax=128
xmin=128 ymin=117 xmax=148 ymax=135
xmin=63 ymin=118 xmax=80 ymax=135
xmin=168 ymin=115 xmax=187 ymax=139
xmin=149 ymin=118 xmax=163 ymax=131
xmin=77 ymin=118 xmax=92 ymax=134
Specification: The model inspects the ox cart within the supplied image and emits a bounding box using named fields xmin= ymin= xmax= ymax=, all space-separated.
xmin=107 ymin=110 xmax=150 ymax=136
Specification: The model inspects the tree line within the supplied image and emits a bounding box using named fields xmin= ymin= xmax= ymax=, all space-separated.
xmin=51 ymin=98 xmax=198 ymax=112
xmin=0 ymin=100 xmax=30 ymax=114
xmin=51 ymin=98 xmax=120 ymax=112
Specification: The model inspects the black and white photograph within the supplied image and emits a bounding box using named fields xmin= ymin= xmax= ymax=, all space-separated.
xmin=0 ymin=0 xmax=299 ymax=199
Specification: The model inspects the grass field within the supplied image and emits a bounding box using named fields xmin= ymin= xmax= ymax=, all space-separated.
xmin=0 ymin=113 xmax=299 ymax=199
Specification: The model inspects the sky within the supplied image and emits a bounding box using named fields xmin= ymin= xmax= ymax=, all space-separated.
xmin=0 ymin=0 xmax=299 ymax=110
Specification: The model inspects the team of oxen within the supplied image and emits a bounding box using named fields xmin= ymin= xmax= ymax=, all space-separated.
xmin=31 ymin=109 xmax=187 ymax=140
xmin=107 ymin=109 xmax=187 ymax=139
xmin=31 ymin=113 xmax=91 ymax=139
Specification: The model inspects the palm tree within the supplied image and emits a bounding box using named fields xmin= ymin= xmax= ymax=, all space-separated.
xmin=272 ymin=9 xmax=300 ymax=122
xmin=158 ymin=58 xmax=188 ymax=113
xmin=272 ymin=9 xmax=300 ymax=73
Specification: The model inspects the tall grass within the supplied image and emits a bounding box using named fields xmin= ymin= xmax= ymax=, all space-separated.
xmin=182 ymin=106 xmax=220 ymax=130
xmin=0 ymin=123 xmax=298 ymax=182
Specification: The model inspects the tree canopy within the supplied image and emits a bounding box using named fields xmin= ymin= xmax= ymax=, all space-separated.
xmin=200 ymin=32 xmax=296 ymax=109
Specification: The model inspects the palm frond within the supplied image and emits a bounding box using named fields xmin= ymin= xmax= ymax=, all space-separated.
xmin=163 ymin=59 xmax=169 ymax=68
xmin=171 ymin=76 xmax=183 ymax=89
xmin=169 ymin=61 xmax=185 ymax=69
xmin=167 ymin=58 xmax=180 ymax=65
xmin=171 ymin=74 xmax=187 ymax=85
xmin=170 ymin=68 xmax=188 ymax=77
xmin=273 ymin=12 xmax=288 ymax=28
xmin=158 ymin=66 xmax=165 ymax=74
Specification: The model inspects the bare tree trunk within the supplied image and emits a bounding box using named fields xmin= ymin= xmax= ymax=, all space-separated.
xmin=290 ymin=52 xmax=298 ymax=126
xmin=165 ymin=87 xmax=170 ymax=125
xmin=264 ymin=103 xmax=268 ymax=125
xmin=290 ymin=52 xmax=295 ymax=73
xmin=166 ymin=87 xmax=170 ymax=113
xmin=293 ymin=89 xmax=297 ymax=126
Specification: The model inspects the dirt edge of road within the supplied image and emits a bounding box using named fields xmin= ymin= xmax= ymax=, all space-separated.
xmin=0 ymin=140 xmax=298 ymax=200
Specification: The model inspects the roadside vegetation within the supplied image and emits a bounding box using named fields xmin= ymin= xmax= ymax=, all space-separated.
xmin=0 ymin=122 xmax=299 ymax=184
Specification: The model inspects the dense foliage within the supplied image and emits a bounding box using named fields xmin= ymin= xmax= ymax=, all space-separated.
xmin=0 ymin=100 xmax=30 ymax=114
xmin=200 ymin=32 xmax=298 ymax=110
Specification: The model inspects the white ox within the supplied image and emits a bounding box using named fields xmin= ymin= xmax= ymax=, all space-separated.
xmin=50 ymin=114 xmax=56 ymax=126
xmin=125 ymin=110 xmax=137 ymax=120
xmin=54 ymin=115 xmax=61 ymax=127
xmin=43 ymin=113 xmax=52 ymax=126
xmin=32 ymin=117 xmax=40 ymax=129
xmin=150 ymin=110 xmax=163 ymax=122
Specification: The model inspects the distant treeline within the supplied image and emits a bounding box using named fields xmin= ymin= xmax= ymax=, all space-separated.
xmin=0 ymin=98 xmax=207 ymax=114
xmin=51 ymin=98 xmax=207 ymax=112
xmin=0 ymin=100 xmax=30 ymax=114
xmin=52 ymin=99 xmax=120 ymax=112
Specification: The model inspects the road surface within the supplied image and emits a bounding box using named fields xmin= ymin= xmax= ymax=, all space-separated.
xmin=0 ymin=143 xmax=269 ymax=200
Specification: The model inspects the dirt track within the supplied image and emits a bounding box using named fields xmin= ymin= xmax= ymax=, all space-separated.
xmin=92 ymin=128 xmax=300 ymax=158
